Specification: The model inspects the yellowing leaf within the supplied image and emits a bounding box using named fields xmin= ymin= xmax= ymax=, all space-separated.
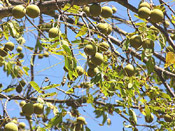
xmin=165 ymin=52 xmax=175 ymax=67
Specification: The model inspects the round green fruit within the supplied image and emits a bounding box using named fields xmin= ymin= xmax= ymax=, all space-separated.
xmin=142 ymin=38 xmax=154 ymax=49
xmin=20 ymin=101 xmax=26 ymax=107
xmin=138 ymin=2 xmax=151 ymax=9
xmin=130 ymin=35 xmax=142 ymax=49
xmin=170 ymin=34 xmax=175 ymax=40
xmin=124 ymin=64 xmax=135 ymax=77
xmin=138 ymin=7 xmax=151 ymax=19
xmin=33 ymin=103 xmax=44 ymax=115
xmin=150 ymin=26 xmax=159 ymax=35
xmin=43 ymin=52 xmax=49 ymax=57
xmin=38 ymin=54 xmax=43 ymax=59
xmin=164 ymin=114 xmax=173 ymax=122
xmin=5 ymin=122 xmax=18 ymax=131
xmin=164 ymin=20 xmax=170 ymax=28
xmin=84 ymin=44 xmax=96 ymax=56
xmin=80 ymin=82 xmax=91 ymax=88
xmin=112 ymin=7 xmax=117 ymax=13
xmin=19 ymin=80 xmax=26 ymax=87
xmin=99 ymin=42 xmax=109 ymax=51
xmin=76 ymin=66 xmax=84 ymax=76
xmin=107 ymin=24 xmax=112 ymax=35
xmin=97 ymin=23 xmax=109 ymax=35
xmin=12 ymin=5 xmax=26 ymax=19
xmin=26 ymin=4 xmax=40 ymax=18
xmin=101 ymin=6 xmax=113 ymax=18
xmin=76 ymin=116 xmax=86 ymax=124
xmin=18 ymin=53 xmax=24 ymax=59
xmin=22 ymin=103 xmax=34 ymax=116
xmin=49 ymin=27 xmax=59 ymax=38
xmin=89 ymin=3 xmax=102 ymax=17
xmin=18 ymin=122 xmax=25 ymax=129
xmin=16 ymin=85 xmax=22 ymax=93
xmin=4 ymin=42 xmax=15 ymax=51
xmin=150 ymin=9 xmax=164 ymax=23
xmin=87 ymin=67 xmax=99 ymax=77
xmin=91 ymin=53 xmax=104 ymax=65
xmin=145 ymin=114 xmax=154 ymax=123
xmin=0 ymin=47 xmax=8 ymax=57
xmin=83 ymin=6 xmax=90 ymax=16
xmin=87 ymin=60 xmax=97 ymax=68
xmin=16 ymin=46 xmax=22 ymax=53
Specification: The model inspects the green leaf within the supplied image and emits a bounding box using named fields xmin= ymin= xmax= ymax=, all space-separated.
xmin=75 ymin=26 xmax=88 ymax=38
xmin=62 ymin=44 xmax=72 ymax=56
xmin=42 ymin=92 xmax=57 ymax=98
xmin=43 ymin=84 xmax=60 ymax=90
xmin=47 ymin=114 xmax=62 ymax=128
xmin=22 ymin=66 xmax=29 ymax=76
xmin=146 ymin=57 xmax=155 ymax=74
xmin=102 ymin=113 xmax=107 ymax=125
xmin=129 ymin=109 xmax=137 ymax=124
xmin=30 ymin=81 xmax=42 ymax=93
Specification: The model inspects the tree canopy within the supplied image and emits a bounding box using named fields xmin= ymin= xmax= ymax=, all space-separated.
xmin=0 ymin=0 xmax=175 ymax=131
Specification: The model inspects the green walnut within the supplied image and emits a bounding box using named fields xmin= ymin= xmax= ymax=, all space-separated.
xmin=76 ymin=116 xmax=86 ymax=124
xmin=124 ymin=64 xmax=135 ymax=77
xmin=49 ymin=27 xmax=59 ymax=38
xmin=4 ymin=122 xmax=18 ymax=131
xmin=97 ymin=23 xmax=109 ymax=35
xmin=87 ymin=67 xmax=99 ymax=77
xmin=83 ymin=6 xmax=90 ymax=16
xmin=91 ymin=53 xmax=104 ymax=65
xmin=16 ymin=85 xmax=22 ymax=93
xmin=38 ymin=54 xmax=43 ymax=59
xmin=164 ymin=20 xmax=170 ymax=28
xmin=43 ymin=52 xmax=49 ymax=57
xmin=138 ymin=7 xmax=151 ymax=19
xmin=16 ymin=46 xmax=22 ymax=53
xmin=26 ymin=4 xmax=40 ymax=18
xmin=138 ymin=2 xmax=151 ymax=9
xmin=12 ymin=5 xmax=26 ymax=19
xmin=0 ymin=47 xmax=8 ymax=57
xmin=89 ymin=3 xmax=102 ymax=17
xmin=80 ymin=82 xmax=91 ymax=88
xmin=170 ymin=34 xmax=175 ymax=40
xmin=19 ymin=80 xmax=26 ymax=87
xmin=130 ymin=35 xmax=142 ymax=49
xmin=20 ymin=100 xmax=26 ymax=107
xmin=18 ymin=122 xmax=26 ymax=129
xmin=112 ymin=7 xmax=117 ymax=13
xmin=107 ymin=24 xmax=112 ymax=35
xmin=33 ymin=103 xmax=44 ymax=115
xmin=101 ymin=6 xmax=113 ymax=18
xmin=145 ymin=114 xmax=154 ymax=123
xmin=4 ymin=42 xmax=15 ymax=51
xmin=142 ymin=38 xmax=154 ymax=49
xmin=18 ymin=53 xmax=24 ymax=59
xmin=87 ymin=59 xmax=97 ymax=68
xmin=84 ymin=44 xmax=96 ymax=56
xmin=164 ymin=114 xmax=173 ymax=122
xmin=99 ymin=42 xmax=109 ymax=51
xmin=150 ymin=25 xmax=159 ymax=35
xmin=76 ymin=66 xmax=84 ymax=76
xmin=150 ymin=9 xmax=164 ymax=23
xmin=22 ymin=103 xmax=34 ymax=116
